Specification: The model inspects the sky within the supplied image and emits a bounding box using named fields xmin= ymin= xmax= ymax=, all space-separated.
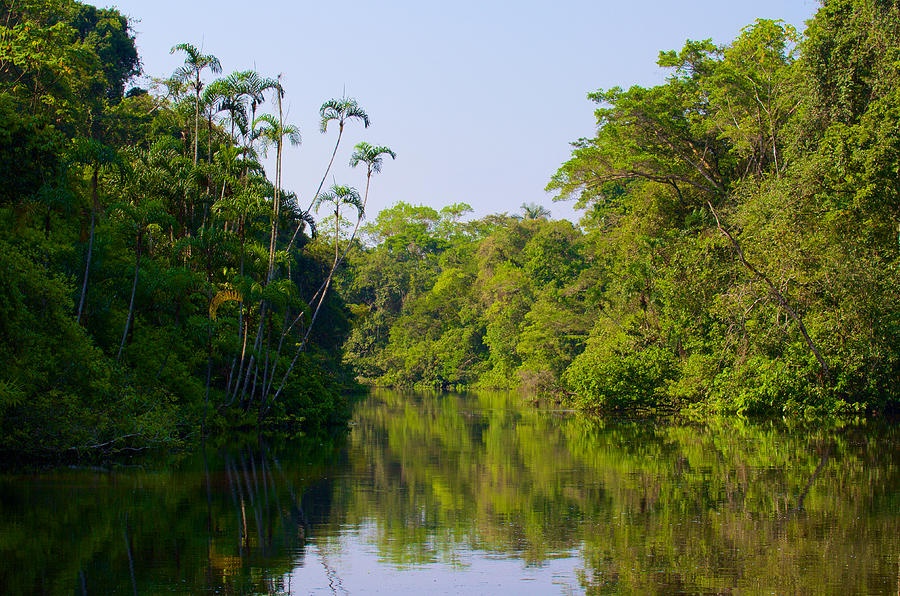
xmin=106 ymin=0 xmax=821 ymax=224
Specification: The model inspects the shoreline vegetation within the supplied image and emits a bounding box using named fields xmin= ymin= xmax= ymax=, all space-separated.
xmin=0 ymin=0 xmax=379 ymax=460
xmin=1 ymin=0 xmax=899 ymax=460
xmin=340 ymin=2 xmax=900 ymax=419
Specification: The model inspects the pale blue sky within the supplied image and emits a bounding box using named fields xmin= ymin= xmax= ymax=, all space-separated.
xmin=108 ymin=0 xmax=820 ymax=223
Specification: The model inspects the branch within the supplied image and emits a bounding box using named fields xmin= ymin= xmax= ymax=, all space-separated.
xmin=707 ymin=201 xmax=831 ymax=381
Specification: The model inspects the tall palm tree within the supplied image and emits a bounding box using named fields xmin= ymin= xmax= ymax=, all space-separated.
xmin=350 ymin=141 xmax=395 ymax=216
xmin=315 ymin=184 xmax=363 ymax=267
xmin=314 ymin=97 xmax=369 ymax=209
xmin=70 ymin=138 xmax=119 ymax=324
xmin=269 ymin=143 xmax=396 ymax=410
xmin=169 ymin=43 xmax=222 ymax=167
xmin=339 ymin=141 xmax=395 ymax=255
xmin=286 ymin=97 xmax=369 ymax=252
xmin=200 ymin=79 xmax=229 ymax=152
xmin=245 ymin=72 xmax=279 ymax=144
xmin=267 ymin=184 xmax=363 ymax=406
xmin=113 ymin=146 xmax=179 ymax=361
xmin=254 ymin=87 xmax=301 ymax=283
xmin=213 ymin=71 xmax=254 ymax=143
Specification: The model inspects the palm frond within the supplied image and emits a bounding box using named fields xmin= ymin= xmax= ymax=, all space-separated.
xmin=349 ymin=142 xmax=396 ymax=174
xmin=319 ymin=97 xmax=370 ymax=132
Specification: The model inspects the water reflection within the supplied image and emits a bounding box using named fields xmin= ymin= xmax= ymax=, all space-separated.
xmin=1 ymin=390 xmax=899 ymax=595
xmin=0 ymin=438 xmax=343 ymax=595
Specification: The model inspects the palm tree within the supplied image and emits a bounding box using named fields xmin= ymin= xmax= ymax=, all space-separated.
xmin=315 ymin=184 xmax=363 ymax=267
xmin=169 ymin=43 xmax=222 ymax=167
xmin=350 ymin=142 xmax=395 ymax=215
xmin=315 ymin=97 xmax=369 ymax=206
xmin=213 ymin=71 xmax=254 ymax=143
xmin=269 ymin=145 xmax=396 ymax=411
xmin=287 ymin=97 xmax=369 ymax=252
xmin=113 ymin=146 xmax=178 ymax=361
xmin=254 ymin=86 xmax=301 ymax=283
xmin=267 ymin=185 xmax=362 ymax=407
xmin=200 ymin=78 xmax=230 ymax=153
xmin=70 ymin=138 xmax=119 ymax=324
xmin=520 ymin=202 xmax=551 ymax=220
xmin=337 ymin=141 xmax=395 ymax=256
xmin=277 ymin=144 xmax=392 ymax=391
xmin=245 ymin=72 xmax=279 ymax=142
xmin=308 ymin=184 xmax=363 ymax=354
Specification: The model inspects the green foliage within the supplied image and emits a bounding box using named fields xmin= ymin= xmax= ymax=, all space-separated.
xmin=342 ymin=5 xmax=900 ymax=416
xmin=565 ymin=342 xmax=676 ymax=410
xmin=0 ymin=0 xmax=371 ymax=458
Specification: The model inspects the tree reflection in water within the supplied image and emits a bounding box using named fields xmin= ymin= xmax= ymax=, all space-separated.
xmin=1 ymin=390 xmax=899 ymax=595
xmin=0 ymin=437 xmax=344 ymax=595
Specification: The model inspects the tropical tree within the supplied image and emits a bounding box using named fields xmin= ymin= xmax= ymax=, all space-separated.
xmin=268 ymin=184 xmax=363 ymax=407
xmin=316 ymin=184 xmax=363 ymax=269
xmin=317 ymin=97 xmax=370 ymax=194
xmin=240 ymin=71 xmax=279 ymax=145
xmin=520 ymin=202 xmax=551 ymax=220
xmin=348 ymin=142 xmax=395 ymax=239
xmin=169 ymin=43 xmax=222 ymax=167
xmin=69 ymin=138 xmax=119 ymax=324
xmin=254 ymin=103 xmax=301 ymax=282
xmin=287 ymin=97 xmax=369 ymax=252
xmin=112 ymin=146 xmax=178 ymax=361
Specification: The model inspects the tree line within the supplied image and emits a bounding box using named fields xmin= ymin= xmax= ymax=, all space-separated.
xmin=0 ymin=0 xmax=393 ymax=457
xmin=339 ymin=1 xmax=900 ymax=416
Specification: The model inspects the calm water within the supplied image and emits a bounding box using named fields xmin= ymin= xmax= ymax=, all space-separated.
xmin=1 ymin=390 xmax=899 ymax=595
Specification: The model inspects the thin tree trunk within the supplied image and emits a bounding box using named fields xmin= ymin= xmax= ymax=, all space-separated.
xmin=76 ymin=165 xmax=99 ymax=324
xmin=239 ymin=307 xmax=267 ymax=408
xmin=260 ymin=310 xmax=291 ymax=410
xmin=117 ymin=228 xmax=142 ymax=362
xmin=286 ymin=122 xmax=344 ymax=253
xmin=266 ymin=90 xmax=283 ymax=284
xmin=203 ymin=227 xmax=213 ymax=431
xmin=194 ymin=79 xmax=200 ymax=167
xmin=225 ymin=318 xmax=249 ymax=407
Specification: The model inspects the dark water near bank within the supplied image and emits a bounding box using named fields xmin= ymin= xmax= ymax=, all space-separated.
xmin=1 ymin=390 xmax=899 ymax=595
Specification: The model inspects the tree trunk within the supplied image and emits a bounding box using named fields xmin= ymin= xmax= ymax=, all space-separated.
xmin=193 ymin=78 xmax=200 ymax=167
xmin=117 ymin=228 xmax=143 ymax=362
xmin=76 ymin=165 xmax=99 ymax=324
xmin=286 ymin=122 xmax=344 ymax=253
xmin=266 ymin=91 xmax=283 ymax=284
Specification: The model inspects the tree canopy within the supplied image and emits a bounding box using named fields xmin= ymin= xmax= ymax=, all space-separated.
xmin=340 ymin=7 xmax=900 ymax=417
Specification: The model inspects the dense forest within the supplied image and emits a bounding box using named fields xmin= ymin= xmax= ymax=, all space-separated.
xmin=0 ymin=0 xmax=388 ymax=457
xmin=340 ymin=1 xmax=900 ymax=416
xmin=1 ymin=0 xmax=898 ymax=458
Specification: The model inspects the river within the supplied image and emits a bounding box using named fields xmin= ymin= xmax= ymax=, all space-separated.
xmin=1 ymin=390 xmax=899 ymax=594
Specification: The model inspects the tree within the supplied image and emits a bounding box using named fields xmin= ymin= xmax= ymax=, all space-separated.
xmin=69 ymin=3 xmax=140 ymax=102
xmin=348 ymin=141 xmax=395 ymax=242
xmin=69 ymin=138 xmax=119 ymax=324
xmin=519 ymin=202 xmax=551 ymax=220
xmin=287 ymin=97 xmax=369 ymax=251
xmin=112 ymin=146 xmax=177 ymax=361
xmin=169 ymin=43 xmax=222 ymax=167
xmin=268 ymin=185 xmax=364 ymax=407
xmin=315 ymin=185 xmax=363 ymax=271
xmin=254 ymin=102 xmax=301 ymax=282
